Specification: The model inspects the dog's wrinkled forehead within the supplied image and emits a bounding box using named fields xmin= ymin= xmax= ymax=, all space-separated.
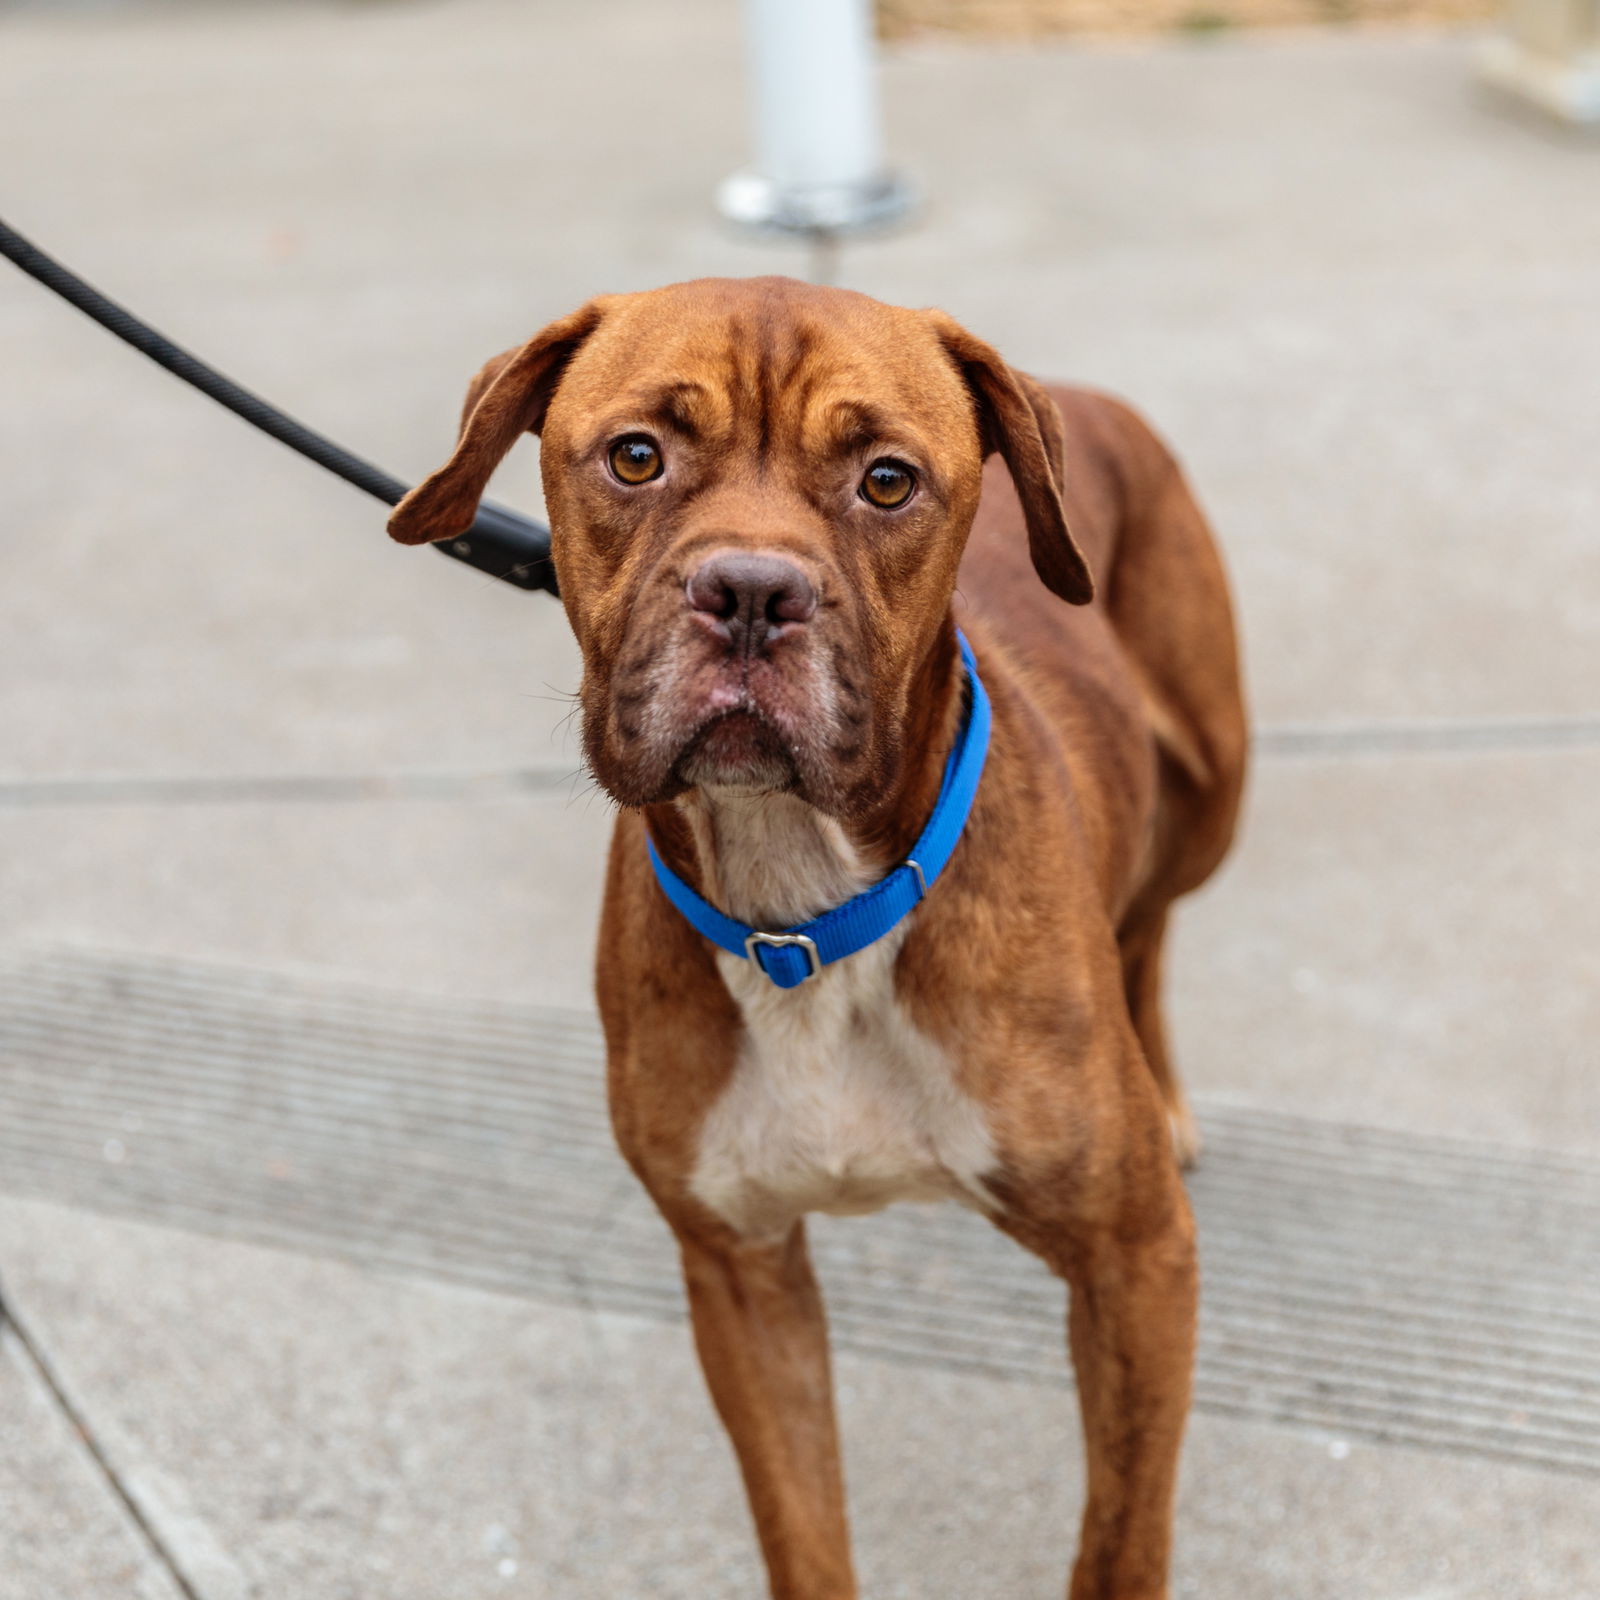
xmin=544 ymin=278 xmax=978 ymax=468
xmin=386 ymin=274 xmax=1093 ymax=610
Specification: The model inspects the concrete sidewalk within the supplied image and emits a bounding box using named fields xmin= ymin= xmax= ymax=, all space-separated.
xmin=1 ymin=1 xmax=1597 ymax=1596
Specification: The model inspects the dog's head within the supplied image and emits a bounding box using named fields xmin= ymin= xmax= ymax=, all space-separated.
xmin=390 ymin=277 xmax=1091 ymax=815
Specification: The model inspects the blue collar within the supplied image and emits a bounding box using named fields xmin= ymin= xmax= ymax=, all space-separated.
xmin=645 ymin=631 xmax=991 ymax=990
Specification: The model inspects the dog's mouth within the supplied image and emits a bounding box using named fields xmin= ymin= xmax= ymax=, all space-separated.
xmin=672 ymin=706 xmax=799 ymax=793
xmin=588 ymin=610 xmax=857 ymax=810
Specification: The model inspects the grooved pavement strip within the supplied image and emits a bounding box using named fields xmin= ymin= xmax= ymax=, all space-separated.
xmin=2 ymin=947 xmax=1597 ymax=1479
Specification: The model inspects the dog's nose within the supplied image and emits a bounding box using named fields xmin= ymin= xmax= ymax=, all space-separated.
xmin=686 ymin=550 xmax=817 ymax=643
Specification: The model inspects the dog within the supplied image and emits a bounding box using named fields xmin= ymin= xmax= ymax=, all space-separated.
xmin=390 ymin=276 xmax=1247 ymax=1600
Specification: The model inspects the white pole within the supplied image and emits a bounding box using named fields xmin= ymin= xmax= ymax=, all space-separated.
xmin=718 ymin=0 xmax=912 ymax=237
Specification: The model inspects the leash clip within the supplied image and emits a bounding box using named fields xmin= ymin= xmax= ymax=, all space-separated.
xmin=744 ymin=930 xmax=823 ymax=983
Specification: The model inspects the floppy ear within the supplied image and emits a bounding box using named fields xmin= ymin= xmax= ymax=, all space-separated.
xmin=388 ymin=301 xmax=605 ymax=546
xmin=929 ymin=312 xmax=1094 ymax=605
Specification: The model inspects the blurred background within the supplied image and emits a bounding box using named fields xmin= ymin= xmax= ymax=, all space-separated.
xmin=1 ymin=0 xmax=1597 ymax=1595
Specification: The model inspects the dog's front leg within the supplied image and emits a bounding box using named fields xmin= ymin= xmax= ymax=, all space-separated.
xmin=677 ymin=1222 xmax=857 ymax=1600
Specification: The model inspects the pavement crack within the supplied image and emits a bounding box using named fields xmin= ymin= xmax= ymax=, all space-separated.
xmin=0 ymin=1283 xmax=206 ymax=1600
xmin=0 ymin=766 xmax=582 ymax=808
xmin=1 ymin=714 xmax=1599 ymax=810
xmin=1255 ymin=714 xmax=1600 ymax=759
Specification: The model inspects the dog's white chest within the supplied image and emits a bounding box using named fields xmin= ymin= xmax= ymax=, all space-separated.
xmin=688 ymin=933 xmax=998 ymax=1241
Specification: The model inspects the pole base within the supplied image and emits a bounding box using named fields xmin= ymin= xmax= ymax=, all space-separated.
xmin=716 ymin=169 xmax=916 ymax=236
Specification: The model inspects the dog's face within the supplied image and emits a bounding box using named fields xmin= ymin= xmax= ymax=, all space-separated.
xmin=390 ymin=278 xmax=1090 ymax=816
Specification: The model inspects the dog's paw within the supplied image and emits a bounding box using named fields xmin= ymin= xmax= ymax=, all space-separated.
xmin=1169 ymin=1103 xmax=1202 ymax=1171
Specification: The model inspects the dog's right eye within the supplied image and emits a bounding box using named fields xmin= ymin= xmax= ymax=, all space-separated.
xmin=608 ymin=436 xmax=663 ymax=485
xmin=860 ymin=459 xmax=916 ymax=509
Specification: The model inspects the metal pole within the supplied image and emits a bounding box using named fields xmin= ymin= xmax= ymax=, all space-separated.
xmin=718 ymin=0 xmax=913 ymax=239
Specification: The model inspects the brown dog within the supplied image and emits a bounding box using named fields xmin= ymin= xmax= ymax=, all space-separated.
xmin=390 ymin=277 xmax=1246 ymax=1600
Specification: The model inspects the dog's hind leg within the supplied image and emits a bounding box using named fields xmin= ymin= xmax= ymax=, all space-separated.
xmin=1117 ymin=905 xmax=1200 ymax=1169
xmin=676 ymin=1223 xmax=857 ymax=1600
xmin=997 ymin=1091 xmax=1198 ymax=1600
xmin=1062 ymin=1194 xmax=1197 ymax=1600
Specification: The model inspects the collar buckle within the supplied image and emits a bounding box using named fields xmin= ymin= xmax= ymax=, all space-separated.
xmin=744 ymin=929 xmax=823 ymax=984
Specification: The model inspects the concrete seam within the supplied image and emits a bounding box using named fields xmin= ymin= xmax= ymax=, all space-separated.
xmin=0 ymin=1288 xmax=204 ymax=1600
xmin=2 ymin=711 xmax=1599 ymax=809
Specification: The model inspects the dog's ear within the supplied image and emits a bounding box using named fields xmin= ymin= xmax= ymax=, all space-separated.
xmin=928 ymin=312 xmax=1094 ymax=606
xmin=388 ymin=300 xmax=606 ymax=546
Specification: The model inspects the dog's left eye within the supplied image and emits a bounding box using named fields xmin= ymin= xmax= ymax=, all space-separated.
xmin=860 ymin=459 xmax=916 ymax=509
xmin=609 ymin=436 xmax=663 ymax=485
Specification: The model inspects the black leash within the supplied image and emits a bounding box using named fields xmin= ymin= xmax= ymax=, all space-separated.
xmin=0 ymin=216 xmax=556 ymax=595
